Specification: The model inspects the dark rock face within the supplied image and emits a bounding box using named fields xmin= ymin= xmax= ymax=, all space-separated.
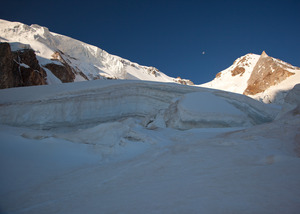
xmin=13 ymin=48 xmax=47 ymax=86
xmin=44 ymin=51 xmax=76 ymax=83
xmin=0 ymin=43 xmax=20 ymax=88
xmin=0 ymin=42 xmax=47 ymax=89
xmin=244 ymin=51 xmax=295 ymax=96
xmin=0 ymin=44 xmax=84 ymax=88
xmin=44 ymin=63 xmax=75 ymax=83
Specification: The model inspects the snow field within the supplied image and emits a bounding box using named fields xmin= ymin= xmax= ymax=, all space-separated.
xmin=1 ymin=113 xmax=300 ymax=214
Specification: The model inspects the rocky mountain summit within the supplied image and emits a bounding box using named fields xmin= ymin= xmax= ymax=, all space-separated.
xmin=244 ymin=51 xmax=296 ymax=95
xmin=202 ymin=51 xmax=300 ymax=104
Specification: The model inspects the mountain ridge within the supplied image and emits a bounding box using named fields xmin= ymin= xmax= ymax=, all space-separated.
xmin=1 ymin=19 xmax=299 ymax=105
xmin=0 ymin=19 xmax=193 ymax=88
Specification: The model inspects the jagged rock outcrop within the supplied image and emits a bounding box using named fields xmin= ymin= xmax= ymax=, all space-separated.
xmin=0 ymin=42 xmax=47 ymax=89
xmin=244 ymin=51 xmax=295 ymax=95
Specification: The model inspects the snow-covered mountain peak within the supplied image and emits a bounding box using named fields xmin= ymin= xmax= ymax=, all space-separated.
xmin=202 ymin=51 xmax=300 ymax=104
xmin=0 ymin=19 xmax=193 ymax=88
xmin=230 ymin=53 xmax=260 ymax=76
xmin=244 ymin=51 xmax=297 ymax=96
xmin=202 ymin=53 xmax=260 ymax=94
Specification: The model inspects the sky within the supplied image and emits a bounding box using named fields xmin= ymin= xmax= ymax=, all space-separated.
xmin=1 ymin=0 xmax=299 ymax=84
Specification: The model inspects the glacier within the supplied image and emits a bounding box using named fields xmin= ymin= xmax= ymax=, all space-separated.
xmin=0 ymin=80 xmax=277 ymax=129
xmin=0 ymin=80 xmax=300 ymax=214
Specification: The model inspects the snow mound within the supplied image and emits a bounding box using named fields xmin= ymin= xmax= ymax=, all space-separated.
xmin=164 ymin=92 xmax=261 ymax=129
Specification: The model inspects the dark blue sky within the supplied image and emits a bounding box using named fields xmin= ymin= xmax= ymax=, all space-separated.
xmin=1 ymin=0 xmax=299 ymax=84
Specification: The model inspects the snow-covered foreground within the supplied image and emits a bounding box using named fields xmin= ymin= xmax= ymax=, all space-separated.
xmin=0 ymin=80 xmax=300 ymax=214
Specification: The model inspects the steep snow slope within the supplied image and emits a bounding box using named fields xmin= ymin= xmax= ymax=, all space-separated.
xmin=202 ymin=53 xmax=260 ymax=93
xmin=202 ymin=52 xmax=300 ymax=104
xmin=0 ymin=81 xmax=299 ymax=214
xmin=0 ymin=19 xmax=191 ymax=85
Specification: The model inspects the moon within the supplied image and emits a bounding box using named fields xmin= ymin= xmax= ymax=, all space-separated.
xmin=202 ymin=51 xmax=205 ymax=55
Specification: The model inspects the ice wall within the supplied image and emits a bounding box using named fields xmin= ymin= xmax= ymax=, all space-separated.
xmin=0 ymin=80 xmax=278 ymax=129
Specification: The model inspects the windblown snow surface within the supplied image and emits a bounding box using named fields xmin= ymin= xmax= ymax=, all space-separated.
xmin=0 ymin=80 xmax=300 ymax=214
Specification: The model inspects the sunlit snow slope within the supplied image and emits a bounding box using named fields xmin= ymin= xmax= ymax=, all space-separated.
xmin=0 ymin=19 xmax=191 ymax=85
